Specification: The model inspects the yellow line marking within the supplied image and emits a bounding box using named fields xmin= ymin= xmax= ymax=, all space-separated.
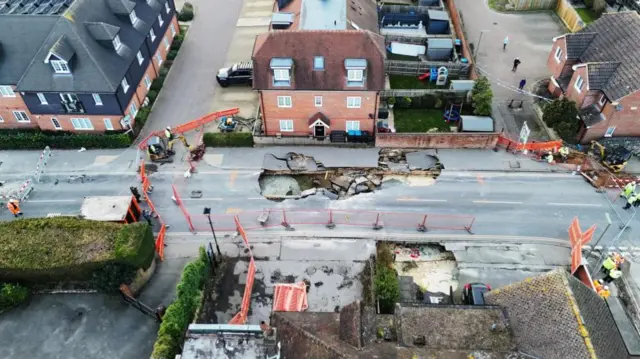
xmin=226 ymin=208 xmax=242 ymax=214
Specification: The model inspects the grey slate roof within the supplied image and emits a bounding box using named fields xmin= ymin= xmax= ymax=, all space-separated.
xmin=49 ymin=35 xmax=76 ymax=62
xmin=16 ymin=0 xmax=168 ymax=93
xmin=0 ymin=0 xmax=74 ymax=15
xmin=0 ymin=15 xmax=58 ymax=84
xmin=564 ymin=32 xmax=596 ymax=59
xmin=106 ymin=0 xmax=136 ymax=15
xmin=565 ymin=11 xmax=640 ymax=101
xmin=587 ymin=62 xmax=620 ymax=90
xmin=85 ymin=22 xmax=120 ymax=41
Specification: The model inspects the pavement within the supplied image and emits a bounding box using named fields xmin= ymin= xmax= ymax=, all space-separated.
xmin=455 ymin=0 xmax=564 ymax=138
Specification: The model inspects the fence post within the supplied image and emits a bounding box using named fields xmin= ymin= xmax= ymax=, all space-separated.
xmin=326 ymin=209 xmax=335 ymax=229
xmin=372 ymin=213 xmax=384 ymax=230
xmin=465 ymin=217 xmax=475 ymax=234
xmin=281 ymin=209 xmax=293 ymax=231
xmin=418 ymin=215 xmax=428 ymax=232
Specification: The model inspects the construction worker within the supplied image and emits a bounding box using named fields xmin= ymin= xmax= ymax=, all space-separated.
xmin=599 ymin=285 xmax=611 ymax=299
xmin=130 ymin=186 xmax=141 ymax=203
xmin=602 ymin=254 xmax=618 ymax=274
xmin=559 ymin=146 xmax=570 ymax=162
xmin=623 ymin=181 xmax=636 ymax=199
xmin=593 ymin=279 xmax=604 ymax=292
xmin=604 ymin=268 xmax=623 ymax=283
xmin=6 ymin=199 xmax=23 ymax=217
xmin=165 ymin=126 xmax=174 ymax=141
xmin=624 ymin=193 xmax=639 ymax=209
xmin=546 ymin=151 xmax=555 ymax=164
xmin=141 ymin=209 xmax=153 ymax=226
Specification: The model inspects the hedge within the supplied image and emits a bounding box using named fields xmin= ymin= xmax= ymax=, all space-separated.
xmin=0 ymin=283 xmax=28 ymax=312
xmin=0 ymin=218 xmax=155 ymax=283
xmin=0 ymin=130 xmax=131 ymax=150
xmin=152 ymin=247 xmax=208 ymax=359
xmin=178 ymin=2 xmax=194 ymax=22
xmin=203 ymin=132 xmax=253 ymax=147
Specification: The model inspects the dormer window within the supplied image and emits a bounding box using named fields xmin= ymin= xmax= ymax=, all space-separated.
xmin=270 ymin=58 xmax=293 ymax=87
xmin=51 ymin=60 xmax=70 ymax=74
xmin=149 ymin=28 xmax=156 ymax=41
xmin=129 ymin=10 xmax=139 ymax=25
xmin=165 ymin=2 xmax=170 ymax=13
xmin=158 ymin=14 xmax=164 ymax=26
xmin=113 ymin=35 xmax=122 ymax=51
xmin=345 ymin=59 xmax=366 ymax=87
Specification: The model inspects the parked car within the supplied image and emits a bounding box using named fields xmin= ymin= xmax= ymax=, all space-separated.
xmin=216 ymin=61 xmax=253 ymax=87
xmin=461 ymin=283 xmax=491 ymax=305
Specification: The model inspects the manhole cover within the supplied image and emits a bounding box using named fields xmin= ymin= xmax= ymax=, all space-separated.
xmin=509 ymin=161 xmax=521 ymax=169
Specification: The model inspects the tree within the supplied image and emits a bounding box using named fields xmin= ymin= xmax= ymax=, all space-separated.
xmin=542 ymin=98 xmax=580 ymax=143
xmin=593 ymin=0 xmax=606 ymax=12
xmin=375 ymin=265 xmax=400 ymax=314
xmin=471 ymin=76 xmax=493 ymax=116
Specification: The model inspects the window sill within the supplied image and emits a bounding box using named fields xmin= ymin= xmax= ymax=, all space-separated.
xmin=273 ymin=81 xmax=291 ymax=87
xmin=347 ymin=82 xmax=365 ymax=87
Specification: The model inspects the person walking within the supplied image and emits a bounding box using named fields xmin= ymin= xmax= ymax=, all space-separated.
xmin=512 ymin=57 xmax=521 ymax=72
xmin=141 ymin=209 xmax=153 ymax=226
xmin=623 ymin=181 xmax=636 ymax=198
xmin=164 ymin=126 xmax=174 ymax=141
xmin=623 ymin=193 xmax=638 ymax=209
xmin=598 ymin=285 xmax=611 ymax=299
xmin=6 ymin=199 xmax=23 ymax=218
xmin=503 ymin=36 xmax=509 ymax=51
xmin=130 ymin=186 xmax=141 ymax=203
xmin=518 ymin=78 xmax=526 ymax=91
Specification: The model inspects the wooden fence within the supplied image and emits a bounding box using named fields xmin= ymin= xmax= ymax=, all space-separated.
xmin=385 ymin=60 xmax=471 ymax=78
xmin=510 ymin=0 xmax=556 ymax=9
xmin=508 ymin=0 xmax=584 ymax=32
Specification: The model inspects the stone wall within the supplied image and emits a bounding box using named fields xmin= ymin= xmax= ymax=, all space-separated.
xmin=376 ymin=133 xmax=499 ymax=149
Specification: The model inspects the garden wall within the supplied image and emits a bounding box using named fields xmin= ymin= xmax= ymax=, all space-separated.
xmin=376 ymin=132 xmax=499 ymax=149
xmin=444 ymin=0 xmax=476 ymax=79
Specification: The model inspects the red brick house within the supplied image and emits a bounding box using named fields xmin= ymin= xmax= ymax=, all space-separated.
xmin=547 ymin=11 xmax=640 ymax=143
xmin=251 ymin=30 xmax=386 ymax=138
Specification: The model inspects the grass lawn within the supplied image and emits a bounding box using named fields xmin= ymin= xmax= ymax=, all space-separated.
xmin=393 ymin=108 xmax=451 ymax=133
xmin=389 ymin=74 xmax=450 ymax=89
xmin=576 ymin=8 xmax=600 ymax=24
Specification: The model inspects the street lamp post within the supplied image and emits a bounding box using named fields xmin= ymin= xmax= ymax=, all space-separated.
xmin=203 ymin=207 xmax=222 ymax=257
xmin=586 ymin=212 xmax=612 ymax=259
xmin=473 ymin=30 xmax=490 ymax=62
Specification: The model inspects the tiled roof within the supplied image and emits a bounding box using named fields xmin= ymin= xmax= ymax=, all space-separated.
xmin=587 ymin=62 xmax=620 ymax=90
xmin=564 ymin=32 xmax=597 ymax=59
xmin=252 ymin=30 xmax=386 ymax=91
xmin=566 ymin=11 xmax=640 ymax=101
xmin=0 ymin=0 xmax=75 ymax=15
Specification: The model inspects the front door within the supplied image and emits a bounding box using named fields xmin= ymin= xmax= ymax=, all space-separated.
xmin=314 ymin=124 xmax=325 ymax=137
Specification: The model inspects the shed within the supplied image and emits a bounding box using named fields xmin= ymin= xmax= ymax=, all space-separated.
xmin=419 ymin=0 xmax=440 ymax=5
xmin=458 ymin=116 xmax=494 ymax=133
xmin=390 ymin=42 xmax=426 ymax=57
xmin=80 ymin=196 xmax=141 ymax=223
xmin=427 ymin=10 xmax=450 ymax=34
xmin=427 ymin=38 xmax=453 ymax=61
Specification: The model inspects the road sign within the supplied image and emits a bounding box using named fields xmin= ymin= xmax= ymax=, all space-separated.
xmin=567 ymin=217 xmax=597 ymax=274
xmin=519 ymin=121 xmax=531 ymax=154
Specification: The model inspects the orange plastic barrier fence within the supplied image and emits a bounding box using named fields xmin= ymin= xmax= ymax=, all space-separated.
xmin=497 ymin=135 xmax=562 ymax=152
xmin=229 ymin=216 xmax=255 ymax=325
xmin=139 ymin=159 xmax=165 ymax=261
xmin=172 ymin=184 xmax=195 ymax=232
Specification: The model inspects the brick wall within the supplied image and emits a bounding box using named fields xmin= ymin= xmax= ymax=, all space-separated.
xmin=260 ymin=90 xmax=378 ymax=136
xmin=547 ymin=38 xmax=569 ymax=79
xmin=271 ymin=313 xmax=349 ymax=359
xmin=339 ymin=301 xmax=362 ymax=349
xmin=582 ymin=90 xmax=640 ymax=142
xmin=376 ymin=133 xmax=499 ymax=149
xmin=134 ymin=62 xmax=160 ymax=109
xmin=35 ymin=114 xmax=124 ymax=132
xmin=445 ymin=0 xmax=476 ymax=79
xmin=564 ymin=65 xmax=588 ymax=106
xmin=0 ymin=87 xmax=37 ymax=130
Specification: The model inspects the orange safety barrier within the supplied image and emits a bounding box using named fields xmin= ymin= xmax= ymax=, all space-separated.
xmin=137 ymin=108 xmax=240 ymax=150
xmin=497 ymin=135 xmax=562 ymax=152
xmin=229 ymin=216 xmax=256 ymax=325
xmin=172 ymin=184 xmax=195 ymax=233
xmin=272 ymin=282 xmax=309 ymax=312
xmin=139 ymin=159 xmax=165 ymax=261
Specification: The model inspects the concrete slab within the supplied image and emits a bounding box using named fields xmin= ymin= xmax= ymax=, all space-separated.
xmin=242 ymin=10 xmax=273 ymax=17
xmin=236 ymin=17 xmax=272 ymax=27
xmin=203 ymin=154 xmax=224 ymax=167
xmin=220 ymin=91 xmax=258 ymax=102
xmin=244 ymin=0 xmax=274 ymax=7
xmin=607 ymin=296 xmax=640 ymax=355
xmin=279 ymin=239 xmax=376 ymax=261
xmin=93 ymin=155 xmax=118 ymax=164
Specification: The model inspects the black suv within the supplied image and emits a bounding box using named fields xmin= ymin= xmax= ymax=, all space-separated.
xmin=216 ymin=62 xmax=253 ymax=87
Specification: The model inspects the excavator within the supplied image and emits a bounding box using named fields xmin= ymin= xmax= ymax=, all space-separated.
xmin=590 ymin=140 xmax=632 ymax=173
xmin=146 ymin=134 xmax=205 ymax=163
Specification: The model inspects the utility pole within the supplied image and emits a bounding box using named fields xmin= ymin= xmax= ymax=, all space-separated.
xmin=585 ymin=212 xmax=611 ymax=259
xmin=203 ymin=207 xmax=222 ymax=257
xmin=474 ymin=30 xmax=490 ymax=61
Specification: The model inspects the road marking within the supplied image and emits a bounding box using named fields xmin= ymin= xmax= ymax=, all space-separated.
xmin=397 ymin=198 xmax=448 ymax=202
xmin=547 ymin=202 xmax=603 ymax=207
xmin=28 ymin=199 xmax=80 ymax=203
xmin=229 ymin=171 xmax=237 ymax=188
xmin=181 ymin=198 xmax=223 ymax=201
xmin=247 ymin=197 xmax=265 ymax=200
xmin=473 ymin=200 xmax=523 ymax=204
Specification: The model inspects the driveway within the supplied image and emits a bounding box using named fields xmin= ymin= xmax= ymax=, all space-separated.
xmin=455 ymin=0 xmax=564 ymax=138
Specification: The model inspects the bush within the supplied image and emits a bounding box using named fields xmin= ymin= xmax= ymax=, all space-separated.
xmin=203 ymin=132 xmax=253 ymax=147
xmin=91 ymin=263 xmax=138 ymax=292
xmin=171 ymin=35 xmax=184 ymax=51
xmin=152 ymin=247 xmax=208 ymax=359
xmin=167 ymin=50 xmax=179 ymax=61
xmin=0 ymin=218 xmax=154 ymax=284
xmin=398 ymin=96 xmax=412 ymax=108
xmin=150 ymin=76 xmax=165 ymax=92
xmin=133 ymin=107 xmax=152 ymax=135
xmin=159 ymin=67 xmax=170 ymax=77
xmin=0 ymin=130 xmax=131 ymax=150
xmin=542 ymin=98 xmax=580 ymax=143
xmin=147 ymin=90 xmax=158 ymax=105
xmin=375 ymin=265 xmax=400 ymax=314
xmin=387 ymin=97 xmax=396 ymax=107
xmin=178 ymin=2 xmax=194 ymax=21
xmin=471 ymin=76 xmax=493 ymax=116
xmin=0 ymin=283 xmax=29 ymax=311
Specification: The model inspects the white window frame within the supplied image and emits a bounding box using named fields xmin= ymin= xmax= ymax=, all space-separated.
xmin=574 ymin=75 xmax=584 ymax=92
xmin=314 ymin=96 xmax=322 ymax=107
xmin=170 ymin=24 xmax=176 ymax=37
xmin=163 ymin=36 xmax=170 ymax=50
xmin=51 ymin=117 xmax=62 ymax=130
xmin=314 ymin=56 xmax=324 ymax=71
xmin=121 ymin=78 xmax=130 ymax=93
xmin=129 ymin=10 xmax=139 ymax=25
xmin=165 ymin=2 xmax=170 ymax=13
xmin=605 ymin=126 xmax=616 ymax=138
xmin=130 ymin=102 xmax=138 ymax=118
xmin=13 ymin=111 xmax=30 ymax=123
xmin=70 ymin=118 xmax=93 ymax=130
xmin=554 ymin=47 xmax=563 ymax=63
xmin=155 ymin=52 xmax=163 ymax=66
xmin=347 ymin=69 xmax=364 ymax=82
xmin=93 ymin=93 xmax=103 ymax=106
xmin=273 ymin=69 xmax=290 ymax=82
xmin=113 ymin=35 xmax=122 ymax=51
xmin=279 ymin=120 xmax=294 ymax=132
xmin=136 ymin=51 xmax=144 ymax=65
xmin=150 ymin=28 xmax=156 ymax=41
xmin=158 ymin=14 xmax=164 ymax=26
xmin=37 ymin=93 xmax=48 ymax=105
xmin=346 ymin=120 xmax=360 ymax=131
xmin=103 ymin=118 xmax=114 ymax=130
xmin=0 ymin=85 xmax=16 ymax=97
xmin=598 ymin=94 xmax=607 ymax=106
xmin=347 ymin=97 xmax=362 ymax=108
xmin=51 ymin=60 xmax=70 ymax=74
xmin=144 ymin=74 xmax=152 ymax=89
xmin=277 ymin=96 xmax=292 ymax=108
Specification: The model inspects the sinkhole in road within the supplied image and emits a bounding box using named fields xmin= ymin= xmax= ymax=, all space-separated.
xmin=258 ymin=150 xmax=443 ymax=200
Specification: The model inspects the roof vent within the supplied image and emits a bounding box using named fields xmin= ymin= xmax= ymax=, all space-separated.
xmin=413 ymin=335 xmax=426 ymax=346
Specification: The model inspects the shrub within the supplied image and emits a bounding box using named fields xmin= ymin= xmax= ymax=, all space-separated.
xmin=152 ymin=248 xmax=208 ymax=359
xmin=178 ymin=2 xmax=194 ymax=21
xmin=203 ymin=132 xmax=253 ymax=147
xmin=471 ymin=76 xmax=493 ymax=116
xmin=0 ymin=218 xmax=154 ymax=284
xmin=167 ymin=50 xmax=179 ymax=61
xmin=0 ymin=283 xmax=29 ymax=311
xmin=398 ymin=96 xmax=412 ymax=108
xmin=150 ymin=76 xmax=165 ymax=92
xmin=91 ymin=263 xmax=138 ymax=292
xmin=171 ymin=36 xmax=184 ymax=51
xmin=410 ymin=96 xmax=422 ymax=108
xmin=147 ymin=90 xmax=158 ymax=105
xmin=159 ymin=68 xmax=170 ymax=77
xmin=375 ymin=265 xmax=400 ymax=314
xmin=543 ymin=98 xmax=580 ymax=143
xmin=133 ymin=107 xmax=152 ymax=135
xmin=0 ymin=130 xmax=131 ymax=150
xmin=387 ymin=97 xmax=396 ymax=107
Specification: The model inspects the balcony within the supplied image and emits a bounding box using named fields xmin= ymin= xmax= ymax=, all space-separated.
xmin=61 ymin=100 xmax=85 ymax=114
